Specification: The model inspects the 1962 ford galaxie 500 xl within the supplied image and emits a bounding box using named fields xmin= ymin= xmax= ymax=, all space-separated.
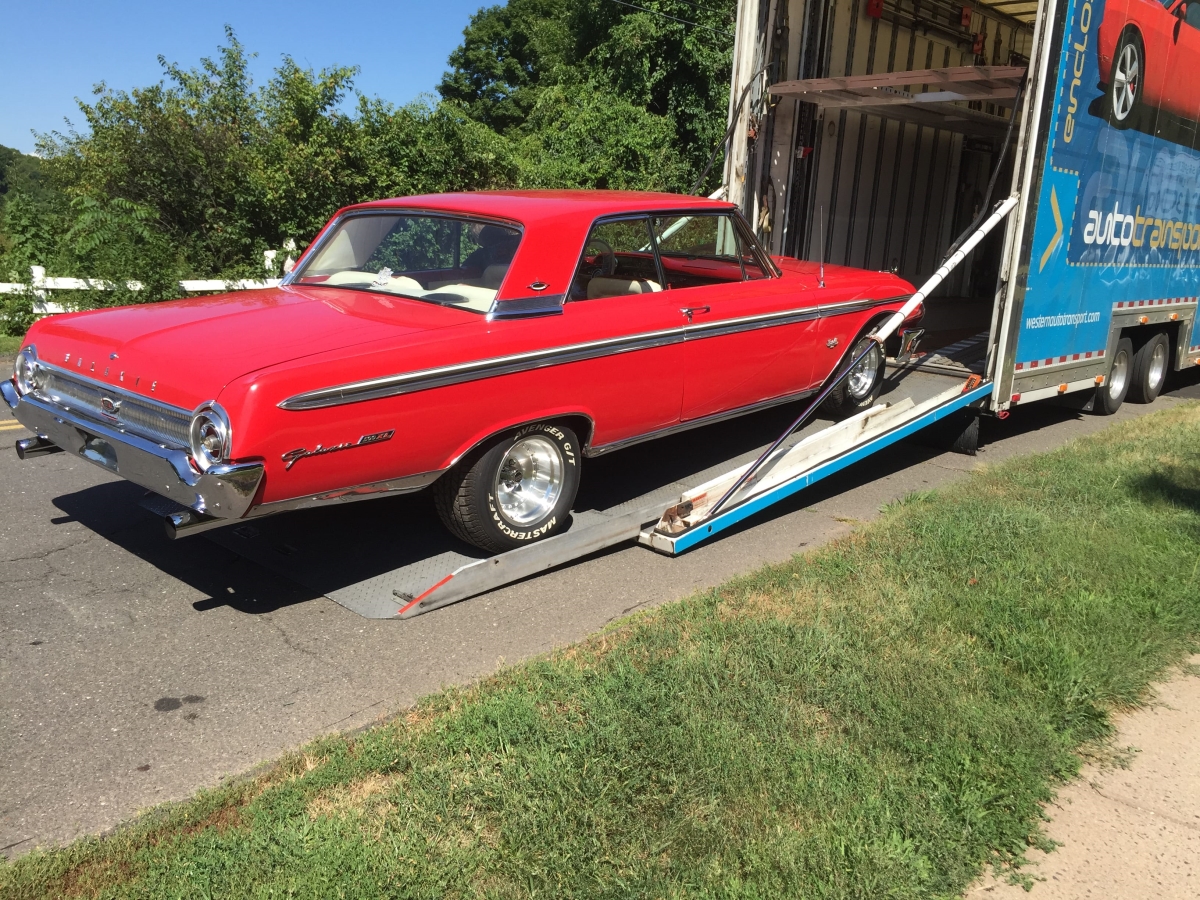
xmin=3 ymin=191 xmax=920 ymax=552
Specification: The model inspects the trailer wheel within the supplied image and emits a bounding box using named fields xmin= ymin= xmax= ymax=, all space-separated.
xmin=434 ymin=422 xmax=581 ymax=554
xmin=1106 ymin=30 xmax=1144 ymax=129
xmin=1094 ymin=337 xmax=1133 ymax=415
xmin=1128 ymin=331 xmax=1169 ymax=404
xmin=823 ymin=335 xmax=885 ymax=419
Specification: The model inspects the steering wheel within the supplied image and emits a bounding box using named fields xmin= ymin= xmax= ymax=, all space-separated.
xmin=586 ymin=238 xmax=617 ymax=277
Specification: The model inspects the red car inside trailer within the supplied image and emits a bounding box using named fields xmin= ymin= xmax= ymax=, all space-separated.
xmin=1099 ymin=0 xmax=1200 ymax=126
xmin=4 ymin=191 xmax=920 ymax=552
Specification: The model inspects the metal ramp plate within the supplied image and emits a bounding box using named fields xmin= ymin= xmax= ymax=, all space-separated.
xmin=201 ymin=368 xmax=972 ymax=618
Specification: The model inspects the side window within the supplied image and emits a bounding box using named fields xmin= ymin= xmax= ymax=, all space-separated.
xmin=651 ymin=214 xmax=747 ymax=289
xmin=570 ymin=218 xmax=663 ymax=300
xmin=1187 ymin=2 xmax=1200 ymax=29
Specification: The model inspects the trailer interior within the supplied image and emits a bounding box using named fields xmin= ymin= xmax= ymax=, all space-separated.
xmin=727 ymin=0 xmax=1040 ymax=377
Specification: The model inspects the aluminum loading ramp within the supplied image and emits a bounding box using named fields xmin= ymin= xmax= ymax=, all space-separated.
xmin=198 ymin=367 xmax=986 ymax=619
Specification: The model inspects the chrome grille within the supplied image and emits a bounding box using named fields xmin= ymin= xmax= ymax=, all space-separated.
xmin=38 ymin=369 xmax=191 ymax=449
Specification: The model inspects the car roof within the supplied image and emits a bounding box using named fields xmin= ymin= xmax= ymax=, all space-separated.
xmin=345 ymin=190 xmax=735 ymax=225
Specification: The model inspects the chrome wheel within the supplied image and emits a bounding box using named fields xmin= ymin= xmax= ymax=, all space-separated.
xmin=1108 ymin=347 xmax=1129 ymax=399
xmin=1111 ymin=40 xmax=1139 ymax=122
xmin=847 ymin=340 xmax=882 ymax=400
xmin=1148 ymin=340 xmax=1167 ymax=391
xmin=493 ymin=436 xmax=565 ymax=526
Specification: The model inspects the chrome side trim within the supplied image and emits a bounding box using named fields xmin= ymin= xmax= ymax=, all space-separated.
xmin=280 ymin=294 xmax=907 ymax=411
xmin=279 ymin=326 xmax=686 ymax=410
xmin=818 ymin=294 xmax=911 ymax=318
xmin=248 ymin=470 xmax=442 ymax=516
xmin=586 ymin=386 xmax=819 ymax=456
xmin=685 ymin=306 xmax=819 ymax=339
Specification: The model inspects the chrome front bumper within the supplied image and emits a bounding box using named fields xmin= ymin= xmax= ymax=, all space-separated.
xmin=3 ymin=379 xmax=263 ymax=521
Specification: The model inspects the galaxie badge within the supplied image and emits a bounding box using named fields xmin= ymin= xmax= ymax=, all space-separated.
xmin=282 ymin=430 xmax=395 ymax=470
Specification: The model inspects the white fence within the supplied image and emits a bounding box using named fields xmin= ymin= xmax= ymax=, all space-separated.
xmin=0 ymin=246 xmax=295 ymax=315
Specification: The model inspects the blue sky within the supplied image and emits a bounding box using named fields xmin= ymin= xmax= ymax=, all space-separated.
xmin=1 ymin=0 xmax=487 ymax=154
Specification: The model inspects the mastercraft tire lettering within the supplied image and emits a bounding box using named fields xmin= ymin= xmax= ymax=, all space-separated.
xmin=435 ymin=422 xmax=581 ymax=553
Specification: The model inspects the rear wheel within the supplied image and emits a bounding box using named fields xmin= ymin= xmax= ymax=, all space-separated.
xmin=435 ymin=422 xmax=581 ymax=553
xmin=822 ymin=335 xmax=885 ymax=418
xmin=1094 ymin=337 xmax=1132 ymax=415
xmin=1128 ymin=331 xmax=1169 ymax=403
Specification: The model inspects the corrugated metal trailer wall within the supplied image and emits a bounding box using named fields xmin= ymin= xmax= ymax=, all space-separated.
xmin=740 ymin=0 xmax=1035 ymax=294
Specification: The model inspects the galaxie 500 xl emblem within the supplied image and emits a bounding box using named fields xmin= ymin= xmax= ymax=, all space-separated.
xmin=282 ymin=430 xmax=395 ymax=470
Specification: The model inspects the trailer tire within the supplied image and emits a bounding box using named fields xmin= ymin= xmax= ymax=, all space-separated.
xmin=1128 ymin=331 xmax=1169 ymax=404
xmin=822 ymin=335 xmax=885 ymax=419
xmin=434 ymin=422 xmax=581 ymax=554
xmin=1094 ymin=337 xmax=1133 ymax=415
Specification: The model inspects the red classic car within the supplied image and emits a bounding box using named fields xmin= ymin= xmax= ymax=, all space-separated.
xmin=1098 ymin=0 xmax=1200 ymax=127
xmin=4 ymin=191 xmax=918 ymax=552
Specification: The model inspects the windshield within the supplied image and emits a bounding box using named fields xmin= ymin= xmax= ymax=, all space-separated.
xmin=290 ymin=212 xmax=523 ymax=313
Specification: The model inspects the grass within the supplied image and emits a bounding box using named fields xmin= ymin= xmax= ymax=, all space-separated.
xmin=0 ymin=334 xmax=24 ymax=356
xmin=5 ymin=404 xmax=1200 ymax=899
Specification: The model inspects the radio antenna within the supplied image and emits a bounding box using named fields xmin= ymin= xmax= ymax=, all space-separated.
xmin=818 ymin=206 xmax=826 ymax=288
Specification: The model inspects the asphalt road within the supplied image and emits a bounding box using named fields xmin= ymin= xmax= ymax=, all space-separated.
xmin=3 ymin=370 xmax=1200 ymax=857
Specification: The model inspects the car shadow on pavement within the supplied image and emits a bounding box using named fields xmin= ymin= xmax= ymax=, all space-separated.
xmin=51 ymin=480 xmax=324 ymax=614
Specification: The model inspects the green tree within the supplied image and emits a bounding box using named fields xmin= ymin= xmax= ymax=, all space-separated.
xmin=2 ymin=4 xmax=736 ymax=307
xmin=33 ymin=27 xmax=521 ymax=285
xmin=439 ymin=0 xmax=735 ymax=191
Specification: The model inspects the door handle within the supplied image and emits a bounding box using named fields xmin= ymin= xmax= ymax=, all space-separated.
xmin=680 ymin=305 xmax=711 ymax=322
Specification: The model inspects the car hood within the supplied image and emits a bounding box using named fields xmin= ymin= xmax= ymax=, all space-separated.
xmin=24 ymin=285 xmax=474 ymax=411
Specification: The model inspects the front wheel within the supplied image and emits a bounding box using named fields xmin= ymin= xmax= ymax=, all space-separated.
xmin=435 ymin=422 xmax=581 ymax=553
xmin=822 ymin=335 xmax=885 ymax=419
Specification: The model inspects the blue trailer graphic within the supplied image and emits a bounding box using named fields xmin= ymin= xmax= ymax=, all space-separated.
xmin=1012 ymin=0 xmax=1200 ymax=389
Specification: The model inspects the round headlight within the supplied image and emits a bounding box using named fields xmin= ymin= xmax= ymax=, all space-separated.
xmin=189 ymin=402 xmax=232 ymax=472
xmin=13 ymin=345 xmax=40 ymax=395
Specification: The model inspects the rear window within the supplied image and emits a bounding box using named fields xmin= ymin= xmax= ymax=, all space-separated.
xmin=290 ymin=212 xmax=523 ymax=313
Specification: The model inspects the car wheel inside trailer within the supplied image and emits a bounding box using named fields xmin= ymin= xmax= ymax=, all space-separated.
xmin=822 ymin=335 xmax=885 ymax=419
xmin=435 ymin=422 xmax=581 ymax=553
xmin=1094 ymin=337 xmax=1133 ymax=415
xmin=1128 ymin=331 xmax=1169 ymax=404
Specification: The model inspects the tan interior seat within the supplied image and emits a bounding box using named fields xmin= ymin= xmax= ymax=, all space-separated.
xmin=481 ymin=264 xmax=509 ymax=288
xmin=422 ymin=283 xmax=498 ymax=313
xmin=586 ymin=277 xmax=663 ymax=300
xmin=428 ymin=264 xmax=509 ymax=291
